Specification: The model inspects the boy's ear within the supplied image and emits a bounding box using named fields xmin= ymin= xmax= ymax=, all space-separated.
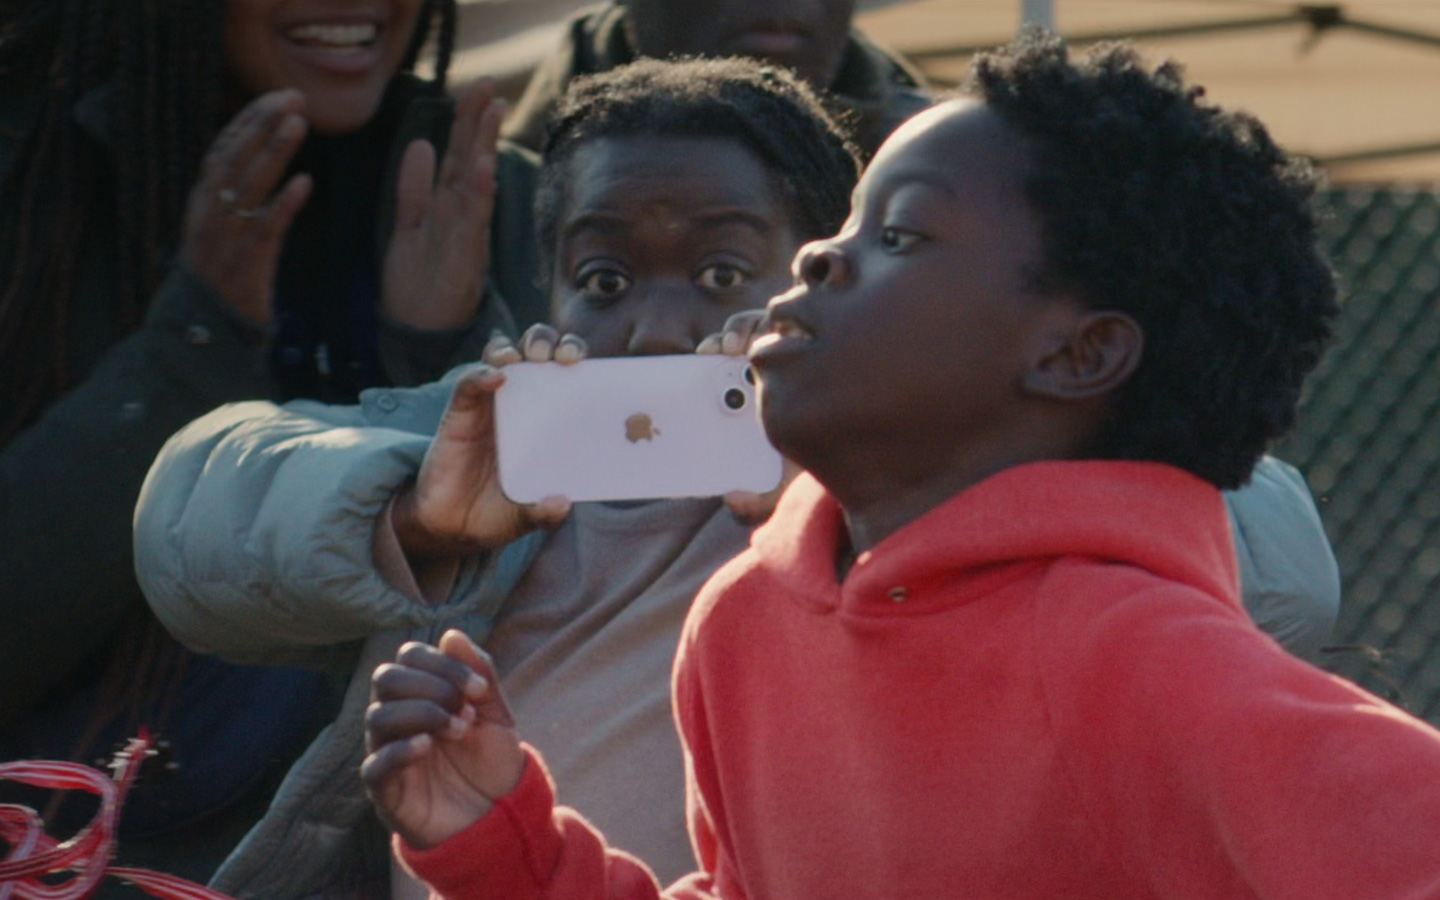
xmin=1023 ymin=310 xmax=1143 ymax=401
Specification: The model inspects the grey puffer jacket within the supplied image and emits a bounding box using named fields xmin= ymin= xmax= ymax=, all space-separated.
xmin=136 ymin=370 xmax=545 ymax=899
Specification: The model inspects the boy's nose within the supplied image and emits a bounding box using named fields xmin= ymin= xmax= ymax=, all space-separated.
xmin=795 ymin=240 xmax=849 ymax=289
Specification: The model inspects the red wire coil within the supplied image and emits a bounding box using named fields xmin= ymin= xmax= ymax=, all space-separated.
xmin=0 ymin=733 xmax=237 ymax=900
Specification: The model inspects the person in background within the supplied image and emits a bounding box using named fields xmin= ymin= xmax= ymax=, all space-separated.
xmin=0 ymin=0 xmax=541 ymax=885
xmin=501 ymin=0 xmax=933 ymax=157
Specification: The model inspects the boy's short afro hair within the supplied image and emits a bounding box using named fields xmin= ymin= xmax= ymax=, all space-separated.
xmin=968 ymin=30 xmax=1338 ymax=489
xmin=534 ymin=56 xmax=861 ymax=281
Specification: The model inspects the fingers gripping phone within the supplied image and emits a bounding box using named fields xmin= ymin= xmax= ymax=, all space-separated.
xmin=495 ymin=355 xmax=783 ymax=503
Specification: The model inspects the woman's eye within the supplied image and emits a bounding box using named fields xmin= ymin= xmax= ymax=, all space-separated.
xmin=880 ymin=227 xmax=924 ymax=253
xmin=697 ymin=263 xmax=749 ymax=291
xmin=577 ymin=269 xmax=632 ymax=301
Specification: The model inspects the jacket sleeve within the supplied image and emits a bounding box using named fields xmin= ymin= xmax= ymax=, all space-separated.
xmin=133 ymin=379 xmax=473 ymax=669
xmin=0 ymin=263 xmax=276 ymax=715
xmin=398 ymin=745 xmax=717 ymax=900
xmin=1040 ymin=579 xmax=1440 ymax=900
xmin=1224 ymin=455 xmax=1340 ymax=661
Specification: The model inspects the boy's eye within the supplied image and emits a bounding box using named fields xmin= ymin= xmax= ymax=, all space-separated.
xmin=577 ymin=268 xmax=632 ymax=302
xmin=696 ymin=263 xmax=749 ymax=291
xmin=880 ymin=227 xmax=924 ymax=254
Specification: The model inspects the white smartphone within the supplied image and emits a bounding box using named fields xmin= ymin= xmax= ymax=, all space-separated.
xmin=495 ymin=355 xmax=783 ymax=503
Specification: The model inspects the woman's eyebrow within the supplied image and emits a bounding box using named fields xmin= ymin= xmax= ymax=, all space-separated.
xmin=688 ymin=209 xmax=777 ymax=233
xmin=564 ymin=208 xmax=777 ymax=240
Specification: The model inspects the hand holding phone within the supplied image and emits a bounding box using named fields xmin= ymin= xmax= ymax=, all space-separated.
xmin=390 ymin=366 xmax=572 ymax=563
xmin=495 ymin=355 xmax=783 ymax=504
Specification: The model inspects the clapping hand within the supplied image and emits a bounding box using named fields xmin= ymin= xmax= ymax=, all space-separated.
xmin=181 ymin=89 xmax=313 ymax=325
xmin=382 ymin=80 xmax=506 ymax=332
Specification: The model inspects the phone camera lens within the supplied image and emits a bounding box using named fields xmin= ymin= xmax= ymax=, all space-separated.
xmin=723 ymin=387 xmax=747 ymax=411
xmin=743 ymin=366 xmax=756 ymax=385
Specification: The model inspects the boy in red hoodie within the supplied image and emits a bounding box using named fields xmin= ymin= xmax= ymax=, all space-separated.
xmin=360 ymin=32 xmax=1440 ymax=900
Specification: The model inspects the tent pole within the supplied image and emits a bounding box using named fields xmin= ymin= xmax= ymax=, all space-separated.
xmin=1022 ymin=0 xmax=1055 ymax=30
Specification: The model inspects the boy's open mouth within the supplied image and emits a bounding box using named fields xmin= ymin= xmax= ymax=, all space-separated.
xmin=768 ymin=320 xmax=813 ymax=341
xmin=749 ymin=314 xmax=814 ymax=363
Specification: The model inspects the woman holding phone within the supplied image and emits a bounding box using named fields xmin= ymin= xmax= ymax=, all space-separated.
xmin=134 ymin=58 xmax=859 ymax=897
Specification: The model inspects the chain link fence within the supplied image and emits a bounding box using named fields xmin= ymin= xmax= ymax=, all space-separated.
xmin=1275 ymin=187 xmax=1440 ymax=719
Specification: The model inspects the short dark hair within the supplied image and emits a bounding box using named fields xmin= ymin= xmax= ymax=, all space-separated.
xmin=534 ymin=56 xmax=861 ymax=282
xmin=967 ymin=30 xmax=1338 ymax=489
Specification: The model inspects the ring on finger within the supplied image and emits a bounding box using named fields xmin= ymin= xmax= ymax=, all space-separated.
xmin=218 ymin=187 xmax=265 ymax=220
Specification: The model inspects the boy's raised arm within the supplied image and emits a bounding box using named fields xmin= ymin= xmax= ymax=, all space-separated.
xmin=366 ymin=630 xmax=720 ymax=900
xmin=363 ymin=630 xmax=526 ymax=845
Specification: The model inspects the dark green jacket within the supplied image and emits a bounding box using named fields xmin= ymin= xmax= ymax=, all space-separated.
xmin=501 ymin=3 xmax=934 ymax=157
xmin=0 ymin=73 xmax=543 ymax=879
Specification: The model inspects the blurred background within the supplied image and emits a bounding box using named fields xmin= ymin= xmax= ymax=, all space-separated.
xmin=457 ymin=0 xmax=1440 ymax=721
xmin=454 ymin=0 xmax=1440 ymax=181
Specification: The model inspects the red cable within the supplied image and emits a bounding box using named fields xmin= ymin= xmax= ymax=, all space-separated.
xmin=0 ymin=733 xmax=238 ymax=900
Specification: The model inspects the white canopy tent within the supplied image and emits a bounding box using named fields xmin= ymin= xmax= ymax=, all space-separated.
xmin=450 ymin=0 xmax=1440 ymax=182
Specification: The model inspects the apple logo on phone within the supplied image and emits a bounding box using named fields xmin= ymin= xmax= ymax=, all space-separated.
xmin=625 ymin=413 xmax=659 ymax=443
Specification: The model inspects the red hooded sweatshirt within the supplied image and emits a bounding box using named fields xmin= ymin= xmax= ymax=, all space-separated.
xmin=403 ymin=461 xmax=1440 ymax=900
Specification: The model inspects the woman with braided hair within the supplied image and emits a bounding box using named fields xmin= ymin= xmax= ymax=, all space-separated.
xmin=0 ymin=0 xmax=543 ymax=887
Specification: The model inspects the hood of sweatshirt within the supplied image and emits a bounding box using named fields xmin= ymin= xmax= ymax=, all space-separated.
xmin=751 ymin=461 xmax=1238 ymax=618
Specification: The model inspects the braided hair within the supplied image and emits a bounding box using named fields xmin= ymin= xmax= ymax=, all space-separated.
xmin=967 ymin=30 xmax=1338 ymax=489
xmin=0 ymin=0 xmax=457 ymax=444
xmin=534 ymin=56 xmax=862 ymax=286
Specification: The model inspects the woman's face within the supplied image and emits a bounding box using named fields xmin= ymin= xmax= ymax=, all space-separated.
xmin=550 ymin=135 xmax=803 ymax=359
xmin=223 ymin=0 xmax=426 ymax=135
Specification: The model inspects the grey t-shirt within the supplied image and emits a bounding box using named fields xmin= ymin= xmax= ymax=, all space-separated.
xmin=487 ymin=497 xmax=753 ymax=884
